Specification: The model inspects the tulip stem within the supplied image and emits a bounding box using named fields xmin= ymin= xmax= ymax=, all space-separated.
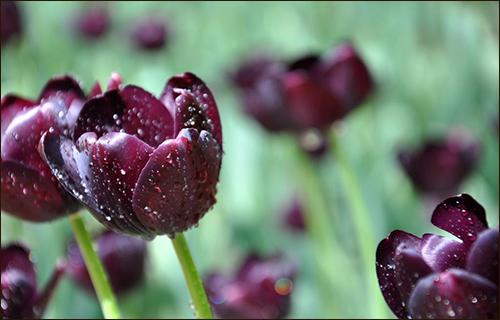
xmin=68 ymin=213 xmax=121 ymax=319
xmin=329 ymin=132 xmax=388 ymax=318
xmin=293 ymin=143 xmax=354 ymax=316
xmin=171 ymin=233 xmax=213 ymax=319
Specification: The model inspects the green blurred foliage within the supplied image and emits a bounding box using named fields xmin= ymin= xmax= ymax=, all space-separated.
xmin=1 ymin=1 xmax=498 ymax=318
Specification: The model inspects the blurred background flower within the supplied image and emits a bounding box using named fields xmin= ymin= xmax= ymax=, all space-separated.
xmin=130 ymin=17 xmax=169 ymax=51
xmin=204 ymin=253 xmax=296 ymax=319
xmin=73 ymin=5 xmax=110 ymax=40
xmin=1 ymin=0 xmax=22 ymax=46
xmin=66 ymin=231 xmax=147 ymax=296
xmin=1 ymin=1 xmax=498 ymax=318
xmin=1 ymin=243 xmax=65 ymax=318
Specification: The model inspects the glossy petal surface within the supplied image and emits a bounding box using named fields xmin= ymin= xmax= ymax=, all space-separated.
xmin=132 ymin=128 xmax=221 ymax=236
xmin=161 ymin=72 xmax=223 ymax=147
xmin=466 ymin=228 xmax=499 ymax=285
xmin=375 ymin=230 xmax=422 ymax=319
xmin=408 ymin=269 xmax=498 ymax=319
xmin=431 ymin=194 xmax=488 ymax=244
xmin=421 ymin=234 xmax=467 ymax=272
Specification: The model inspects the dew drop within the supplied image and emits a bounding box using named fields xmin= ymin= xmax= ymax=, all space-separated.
xmin=471 ymin=297 xmax=478 ymax=304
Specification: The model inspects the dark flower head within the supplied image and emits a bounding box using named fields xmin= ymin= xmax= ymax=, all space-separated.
xmin=205 ymin=253 xmax=296 ymax=319
xmin=281 ymin=196 xmax=305 ymax=232
xmin=41 ymin=72 xmax=223 ymax=239
xmin=131 ymin=18 xmax=169 ymax=51
xmin=398 ymin=132 xmax=481 ymax=198
xmin=73 ymin=5 xmax=110 ymax=40
xmin=1 ymin=0 xmax=22 ymax=46
xmin=376 ymin=194 xmax=498 ymax=319
xmin=66 ymin=230 xmax=147 ymax=296
xmin=0 ymin=76 xmax=92 ymax=222
xmin=229 ymin=42 xmax=374 ymax=133
xmin=1 ymin=243 xmax=65 ymax=318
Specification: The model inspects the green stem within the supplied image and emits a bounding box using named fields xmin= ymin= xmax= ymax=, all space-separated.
xmin=329 ymin=132 xmax=388 ymax=318
xmin=68 ymin=214 xmax=121 ymax=319
xmin=293 ymin=144 xmax=354 ymax=316
xmin=171 ymin=233 xmax=213 ymax=319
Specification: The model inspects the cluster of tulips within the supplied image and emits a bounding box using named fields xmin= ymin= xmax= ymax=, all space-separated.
xmin=1 ymin=1 xmax=498 ymax=319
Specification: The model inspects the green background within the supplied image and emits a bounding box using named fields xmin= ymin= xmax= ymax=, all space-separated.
xmin=1 ymin=1 xmax=498 ymax=318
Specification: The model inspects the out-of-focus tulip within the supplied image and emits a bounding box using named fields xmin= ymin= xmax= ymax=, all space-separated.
xmin=205 ymin=253 xmax=296 ymax=319
xmin=1 ymin=243 xmax=65 ymax=318
xmin=281 ymin=197 xmax=305 ymax=232
xmin=0 ymin=76 xmax=95 ymax=222
xmin=41 ymin=72 xmax=223 ymax=239
xmin=398 ymin=132 xmax=481 ymax=198
xmin=130 ymin=18 xmax=169 ymax=51
xmin=229 ymin=42 xmax=374 ymax=133
xmin=1 ymin=0 xmax=22 ymax=46
xmin=376 ymin=194 xmax=498 ymax=319
xmin=66 ymin=230 xmax=147 ymax=296
xmin=73 ymin=5 xmax=110 ymax=40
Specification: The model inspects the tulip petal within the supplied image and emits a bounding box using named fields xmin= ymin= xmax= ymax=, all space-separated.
xmin=408 ymin=268 xmax=498 ymax=319
xmin=73 ymin=90 xmax=128 ymax=140
xmin=229 ymin=55 xmax=283 ymax=89
xmin=282 ymin=71 xmax=345 ymax=129
xmin=119 ymin=85 xmax=174 ymax=147
xmin=375 ymin=230 xmax=422 ymax=319
xmin=431 ymin=194 xmax=488 ymax=244
xmin=321 ymin=43 xmax=374 ymax=110
xmin=88 ymin=132 xmax=155 ymax=235
xmin=393 ymin=244 xmax=433 ymax=306
xmin=2 ymin=100 xmax=66 ymax=171
xmin=421 ymin=234 xmax=468 ymax=272
xmin=1 ymin=244 xmax=37 ymax=318
xmin=160 ymin=72 xmax=223 ymax=147
xmin=1 ymin=160 xmax=75 ymax=221
xmin=73 ymin=87 xmax=174 ymax=147
xmin=1 ymin=94 xmax=36 ymax=139
xmin=40 ymin=133 xmax=149 ymax=236
xmin=466 ymin=228 xmax=499 ymax=285
xmin=398 ymin=138 xmax=481 ymax=197
xmin=38 ymin=75 xmax=85 ymax=106
xmin=132 ymin=128 xmax=222 ymax=236
xmin=88 ymin=82 xmax=102 ymax=98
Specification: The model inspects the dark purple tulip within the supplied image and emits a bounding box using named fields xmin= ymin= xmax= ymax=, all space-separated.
xmin=41 ymin=72 xmax=223 ymax=239
xmin=376 ymin=194 xmax=498 ymax=319
xmin=229 ymin=42 xmax=374 ymax=133
xmin=1 ymin=76 xmax=91 ymax=222
xmin=1 ymin=243 xmax=65 ymax=318
xmin=398 ymin=133 xmax=481 ymax=198
xmin=66 ymin=230 xmax=147 ymax=296
xmin=131 ymin=18 xmax=169 ymax=51
xmin=205 ymin=253 xmax=296 ymax=319
xmin=282 ymin=197 xmax=305 ymax=232
xmin=73 ymin=5 xmax=110 ymax=40
xmin=1 ymin=0 xmax=22 ymax=46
